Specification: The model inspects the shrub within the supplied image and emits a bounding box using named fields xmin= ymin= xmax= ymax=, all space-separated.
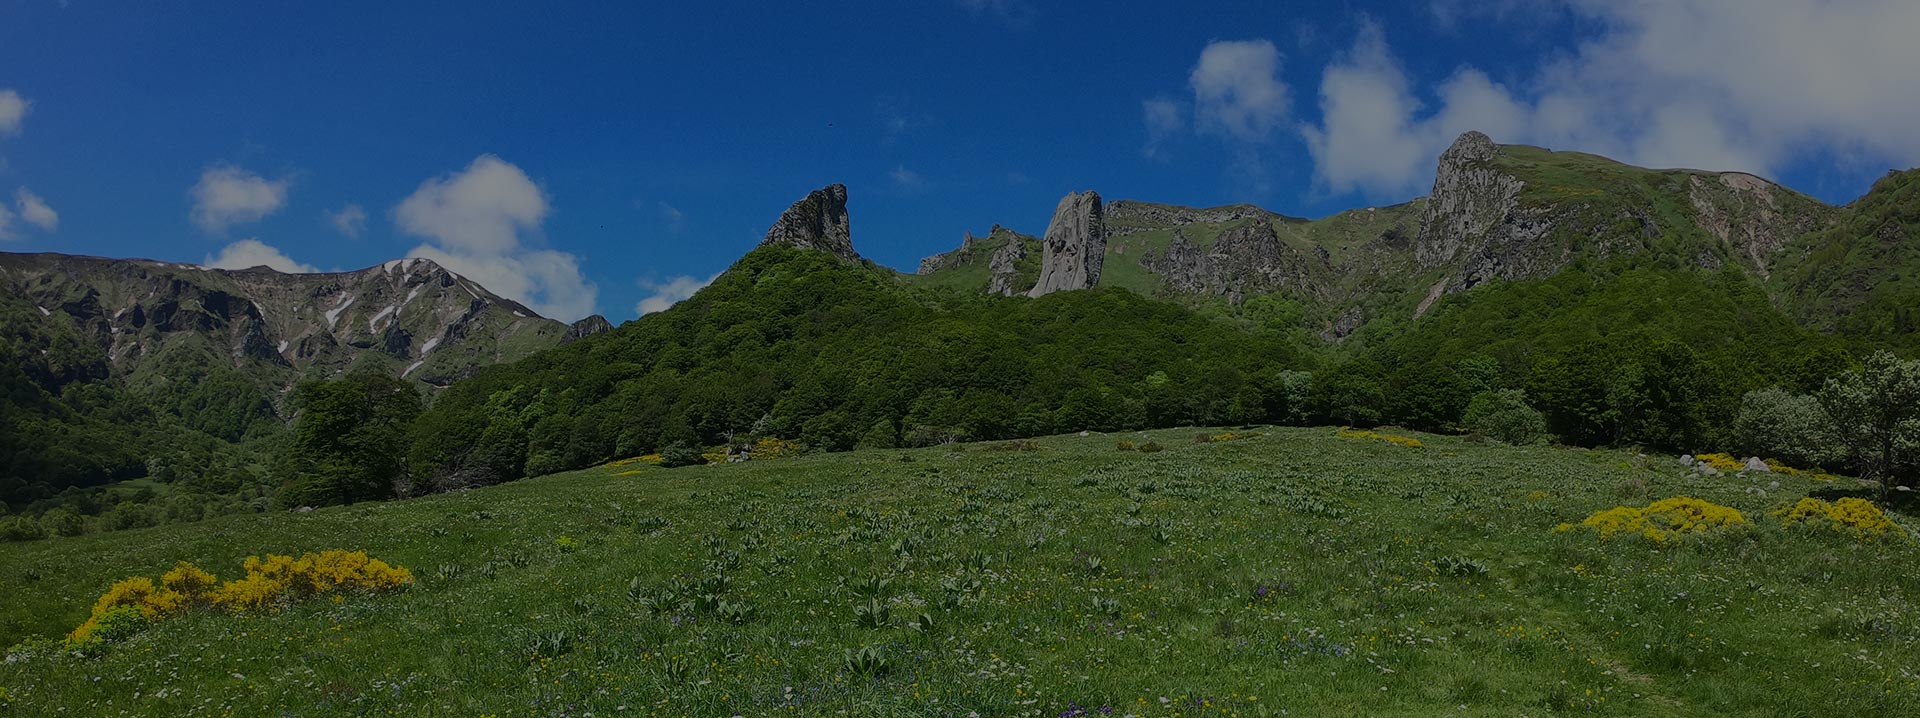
xmin=39 ymin=508 xmax=86 ymax=537
xmin=66 ymin=605 xmax=148 ymax=649
xmin=1733 ymin=388 xmax=1841 ymax=469
xmin=1137 ymin=442 xmax=1163 ymax=453
xmin=1462 ymin=389 xmax=1548 ymax=445
xmin=1114 ymin=440 xmax=1136 ymax=451
xmin=1558 ymin=496 xmax=1746 ymax=543
xmin=208 ymin=550 xmax=413 ymax=613
xmin=657 ymin=442 xmax=705 ymax=468
xmin=0 ymin=516 xmax=45 ymax=542
xmin=1775 ymin=497 xmax=1902 ymax=539
xmin=1337 ymin=428 xmax=1423 ymax=448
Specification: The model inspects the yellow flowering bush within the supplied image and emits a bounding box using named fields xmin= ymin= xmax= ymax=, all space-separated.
xmin=1559 ymin=496 xmax=1746 ymax=543
xmin=751 ymin=437 xmax=804 ymax=459
xmin=210 ymin=550 xmax=413 ymax=612
xmin=1337 ymin=428 xmax=1422 ymax=448
xmin=1762 ymin=459 xmax=1839 ymax=482
xmin=1775 ymin=497 xmax=1901 ymax=539
xmin=62 ymin=551 xmax=412 ymax=650
xmin=1694 ymin=453 xmax=1746 ymax=471
xmin=1199 ymin=431 xmax=1264 ymax=443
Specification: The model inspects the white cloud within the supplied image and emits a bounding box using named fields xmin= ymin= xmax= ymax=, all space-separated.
xmin=203 ymin=239 xmax=319 ymax=273
xmin=190 ymin=165 xmax=289 ymax=233
xmin=326 ymin=203 xmax=367 ymax=238
xmin=889 ymin=165 xmax=925 ymax=188
xmin=395 ymin=155 xmax=598 ymax=321
xmin=395 ymin=155 xmax=547 ymax=255
xmin=636 ymin=273 xmax=720 ymax=315
xmin=1189 ymin=39 xmax=1290 ymax=143
xmin=1142 ymin=96 xmax=1183 ymax=158
xmin=14 ymin=187 xmax=56 ymax=231
xmin=1299 ymin=1 xmax=1920 ymax=198
xmin=0 ymin=202 xmax=14 ymax=241
xmin=1300 ymin=24 xmax=1532 ymax=195
xmin=0 ymin=90 xmax=26 ymax=136
xmin=657 ymin=201 xmax=686 ymax=229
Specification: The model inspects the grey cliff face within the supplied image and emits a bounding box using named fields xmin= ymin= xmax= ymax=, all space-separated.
xmin=986 ymin=233 xmax=1029 ymax=296
xmin=1027 ymin=191 xmax=1105 ymax=297
xmin=1416 ymin=131 xmax=1523 ymax=270
xmin=760 ymin=183 xmax=859 ymax=261
xmin=1139 ymin=221 xmax=1312 ymax=301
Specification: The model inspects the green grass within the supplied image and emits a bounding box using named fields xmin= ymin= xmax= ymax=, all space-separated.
xmin=3 ymin=428 xmax=1916 ymax=716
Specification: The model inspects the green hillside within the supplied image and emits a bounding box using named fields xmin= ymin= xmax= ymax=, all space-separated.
xmin=2 ymin=428 xmax=1913 ymax=716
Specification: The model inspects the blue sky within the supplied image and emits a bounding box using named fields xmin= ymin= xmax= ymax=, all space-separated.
xmin=3 ymin=1 xmax=1918 ymax=321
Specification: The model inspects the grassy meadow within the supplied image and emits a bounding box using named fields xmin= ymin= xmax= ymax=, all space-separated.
xmin=1 ymin=427 xmax=1915 ymax=716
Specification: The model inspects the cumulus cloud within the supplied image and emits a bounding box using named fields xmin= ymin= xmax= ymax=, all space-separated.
xmin=1300 ymin=24 xmax=1530 ymax=195
xmin=1189 ymin=40 xmax=1290 ymax=143
xmin=190 ymin=165 xmax=289 ymax=233
xmin=326 ymin=203 xmax=366 ymax=238
xmin=1300 ymin=1 xmax=1920 ymax=198
xmin=14 ymin=187 xmax=56 ymax=231
xmin=203 ymin=239 xmax=319 ymax=273
xmin=0 ymin=90 xmax=26 ymax=136
xmin=394 ymin=155 xmax=598 ymax=321
xmin=0 ymin=203 xmax=14 ymax=241
xmin=635 ymin=272 xmax=720 ymax=315
xmin=1141 ymin=96 xmax=1183 ymax=158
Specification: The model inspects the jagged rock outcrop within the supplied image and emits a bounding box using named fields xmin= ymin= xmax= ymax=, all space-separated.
xmin=1140 ymin=230 xmax=1208 ymax=294
xmin=1106 ymin=201 xmax=1287 ymax=236
xmin=986 ymin=235 xmax=1030 ymax=296
xmin=915 ymin=224 xmax=1037 ymax=296
xmin=1416 ymin=131 xmax=1524 ymax=270
xmin=760 ymin=183 xmax=859 ymax=261
xmin=564 ymin=314 xmax=613 ymax=342
xmin=1027 ymin=191 xmax=1105 ymax=297
xmin=0 ymin=252 xmax=568 ymax=389
xmin=1138 ymin=221 xmax=1314 ymax=302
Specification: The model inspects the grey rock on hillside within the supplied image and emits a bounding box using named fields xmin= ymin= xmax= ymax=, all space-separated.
xmin=0 ymin=252 xmax=568 ymax=389
xmin=563 ymin=314 xmax=613 ymax=342
xmin=1139 ymin=221 xmax=1315 ymax=303
xmin=1415 ymin=131 xmax=1523 ymax=270
xmin=760 ymin=183 xmax=859 ymax=261
xmin=1027 ymin=191 xmax=1105 ymax=297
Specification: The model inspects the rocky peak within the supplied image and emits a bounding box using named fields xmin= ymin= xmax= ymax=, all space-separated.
xmin=563 ymin=314 xmax=613 ymax=342
xmin=760 ymin=183 xmax=858 ymax=261
xmin=1415 ymin=131 xmax=1524 ymax=269
xmin=1027 ymin=191 xmax=1105 ymax=297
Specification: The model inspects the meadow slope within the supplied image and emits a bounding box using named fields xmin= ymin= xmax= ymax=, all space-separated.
xmin=1 ymin=428 xmax=1915 ymax=716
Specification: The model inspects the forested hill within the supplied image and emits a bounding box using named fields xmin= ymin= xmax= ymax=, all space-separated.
xmin=405 ymin=245 xmax=1305 ymax=490
xmin=0 ymin=254 xmax=575 ymax=511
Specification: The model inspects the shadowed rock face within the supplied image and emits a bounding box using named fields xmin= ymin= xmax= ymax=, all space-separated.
xmin=564 ymin=314 xmax=613 ymax=342
xmin=0 ymin=252 xmax=567 ymax=389
xmin=760 ymin=183 xmax=859 ymax=261
xmin=1028 ymin=191 xmax=1105 ymax=297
